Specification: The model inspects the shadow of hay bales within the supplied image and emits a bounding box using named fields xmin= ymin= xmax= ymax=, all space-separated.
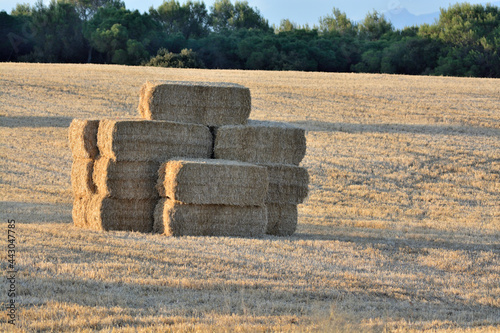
xmin=0 ymin=116 xmax=73 ymax=128
xmin=290 ymin=120 xmax=500 ymax=137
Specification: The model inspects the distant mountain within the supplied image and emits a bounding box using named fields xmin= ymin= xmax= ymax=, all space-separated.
xmin=385 ymin=2 xmax=500 ymax=30
xmin=384 ymin=8 xmax=439 ymax=30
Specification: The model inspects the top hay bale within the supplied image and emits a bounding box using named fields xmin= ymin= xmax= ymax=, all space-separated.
xmin=214 ymin=120 xmax=306 ymax=165
xmin=138 ymin=81 xmax=251 ymax=126
xmin=97 ymin=119 xmax=212 ymax=162
xmin=68 ymin=119 xmax=99 ymax=159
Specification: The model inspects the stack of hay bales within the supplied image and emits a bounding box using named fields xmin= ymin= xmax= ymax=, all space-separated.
xmin=68 ymin=119 xmax=99 ymax=229
xmin=214 ymin=120 xmax=309 ymax=236
xmin=153 ymin=159 xmax=268 ymax=237
xmin=69 ymin=80 xmax=308 ymax=237
xmin=87 ymin=120 xmax=212 ymax=232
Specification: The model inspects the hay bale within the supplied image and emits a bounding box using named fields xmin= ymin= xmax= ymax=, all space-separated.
xmin=261 ymin=164 xmax=309 ymax=204
xmin=72 ymin=196 xmax=91 ymax=228
xmin=93 ymin=157 xmax=159 ymax=199
xmin=266 ymin=203 xmax=297 ymax=236
xmin=153 ymin=198 xmax=267 ymax=237
xmin=68 ymin=119 xmax=99 ymax=159
xmin=71 ymin=158 xmax=96 ymax=197
xmin=157 ymin=158 xmax=268 ymax=206
xmin=86 ymin=195 xmax=155 ymax=232
xmin=138 ymin=81 xmax=251 ymax=126
xmin=214 ymin=120 xmax=306 ymax=165
xmin=97 ymin=119 xmax=212 ymax=162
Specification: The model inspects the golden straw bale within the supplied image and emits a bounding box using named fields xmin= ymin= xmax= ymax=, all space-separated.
xmin=138 ymin=81 xmax=251 ymax=126
xmin=157 ymin=158 xmax=268 ymax=206
xmin=71 ymin=158 xmax=95 ymax=197
xmin=153 ymin=198 xmax=267 ymax=237
xmin=260 ymin=163 xmax=309 ymax=204
xmin=266 ymin=203 xmax=298 ymax=236
xmin=93 ymin=157 xmax=159 ymax=199
xmin=214 ymin=120 xmax=306 ymax=165
xmin=97 ymin=119 xmax=212 ymax=162
xmin=68 ymin=119 xmax=99 ymax=159
xmin=72 ymin=196 xmax=91 ymax=228
xmin=86 ymin=195 xmax=155 ymax=232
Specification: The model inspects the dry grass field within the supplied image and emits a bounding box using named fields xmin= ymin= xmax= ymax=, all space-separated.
xmin=0 ymin=63 xmax=499 ymax=332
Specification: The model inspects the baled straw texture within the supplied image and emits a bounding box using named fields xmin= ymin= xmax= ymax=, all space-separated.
xmin=71 ymin=158 xmax=96 ymax=197
xmin=214 ymin=120 xmax=306 ymax=165
xmin=266 ymin=203 xmax=298 ymax=236
xmin=260 ymin=163 xmax=309 ymax=204
xmin=68 ymin=119 xmax=99 ymax=159
xmin=97 ymin=119 xmax=212 ymax=162
xmin=157 ymin=158 xmax=268 ymax=206
xmin=153 ymin=198 xmax=268 ymax=237
xmin=72 ymin=196 xmax=91 ymax=228
xmin=93 ymin=157 xmax=159 ymax=199
xmin=138 ymin=81 xmax=251 ymax=126
xmin=86 ymin=195 xmax=155 ymax=232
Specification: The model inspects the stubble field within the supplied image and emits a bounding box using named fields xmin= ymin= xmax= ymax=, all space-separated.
xmin=0 ymin=63 xmax=499 ymax=332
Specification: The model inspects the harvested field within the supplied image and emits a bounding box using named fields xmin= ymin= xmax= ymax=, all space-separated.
xmin=0 ymin=63 xmax=499 ymax=332
xmin=139 ymin=80 xmax=251 ymax=126
xmin=157 ymin=158 xmax=268 ymax=206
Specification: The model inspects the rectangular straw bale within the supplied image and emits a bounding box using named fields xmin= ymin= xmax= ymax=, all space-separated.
xmin=157 ymin=158 xmax=268 ymax=206
xmin=214 ymin=120 xmax=306 ymax=165
xmin=93 ymin=157 xmax=159 ymax=199
xmin=71 ymin=158 xmax=96 ymax=197
xmin=154 ymin=198 xmax=267 ymax=237
xmin=260 ymin=164 xmax=309 ymax=204
xmin=138 ymin=81 xmax=251 ymax=126
xmin=266 ymin=203 xmax=298 ymax=236
xmin=68 ymin=119 xmax=99 ymax=159
xmin=86 ymin=195 xmax=155 ymax=232
xmin=72 ymin=196 xmax=91 ymax=228
xmin=97 ymin=119 xmax=212 ymax=161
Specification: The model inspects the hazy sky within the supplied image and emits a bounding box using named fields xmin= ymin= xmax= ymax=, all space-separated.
xmin=0 ymin=0 xmax=492 ymax=26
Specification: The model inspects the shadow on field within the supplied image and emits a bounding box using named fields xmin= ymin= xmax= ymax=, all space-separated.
xmin=293 ymin=224 xmax=498 ymax=253
xmin=0 ymin=115 xmax=73 ymax=128
xmin=0 ymin=201 xmax=72 ymax=223
xmin=290 ymin=120 xmax=500 ymax=137
xmin=24 ymin=238 xmax=499 ymax=330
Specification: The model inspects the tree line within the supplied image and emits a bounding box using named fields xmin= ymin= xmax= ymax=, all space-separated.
xmin=1 ymin=0 xmax=499 ymax=77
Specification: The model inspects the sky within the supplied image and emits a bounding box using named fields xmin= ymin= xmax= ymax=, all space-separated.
xmin=0 ymin=0 xmax=493 ymax=26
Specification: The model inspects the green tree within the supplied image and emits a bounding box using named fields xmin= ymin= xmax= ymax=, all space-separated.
xmin=144 ymin=47 xmax=203 ymax=67
xmin=0 ymin=10 xmax=34 ymax=61
xmin=209 ymin=0 xmax=269 ymax=32
xmin=85 ymin=5 xmax=162 ymax=64
xmin=359 ymin=10 xmax=393 ymax=40
xmin=22 ymin=0 xmax=86 ymax=62
xmin=150 ymin=0 xmax=209 ymax=39
xmin=319 ymin=8 xmax=357 ymax=37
